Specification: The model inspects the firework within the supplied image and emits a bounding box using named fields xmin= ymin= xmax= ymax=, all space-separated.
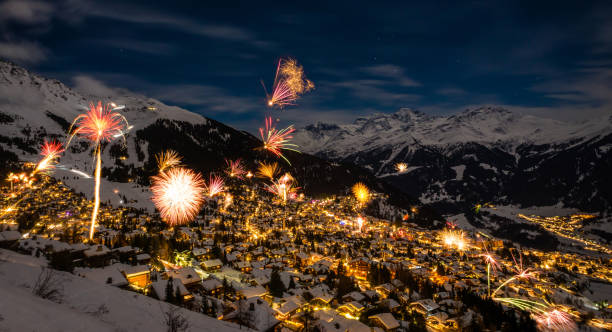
xmin=67 ymin=101 xmax=129 ymax=240
xmin=33 ymin=140 xmax=64 ymax=175
xmin=480 ymin=244 xmax=501 ymax=297
xmin=156 ymin=150 xmax=182 ymax=172
xmin=259 ymin=117 xmax=299 ymax=164
xmin=151 ymin=167 xmax=205 ymax=225
xmin=441 ymin=228 xmax=467 ymax=251
xmin=356 ymin=216 xmax=365 ymax=232
xmin=257 ymin=161 xmax=280 ymax=180
xmin=265 ymin=175 xmax=298 ymax=203
xmin=446 ymin=220 xmax=458 ymax=229
xmin=395 ymin=162 xmax=408 ymax=173
xmin=264 ymin=57 xmax=314 ymax=108
xmin=535 ymin=309 xmax=576 ymax=332
xmin=223 ymin=193 xmax=233 ymax=210
xmin=204 ymin=174 xmax=225 ymax=198
xmin=225 ymin=158 xmax=246 ymax=179
xmin=352 ymin=182 xmax=370 ymax=206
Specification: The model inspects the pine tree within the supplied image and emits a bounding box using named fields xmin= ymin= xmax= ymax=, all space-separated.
xmin=269 ymin=269 xmax=285 ymax=297
xmin=165 ymin=277 xmax=175 ymax=303
xmin=175 ymin=286 xmax=182 ymax=305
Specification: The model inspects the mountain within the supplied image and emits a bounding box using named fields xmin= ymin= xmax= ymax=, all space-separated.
xmin=0 ymin=60 xmax=416 ymax=215
xmin=293 ymin=107 xmax=612 ymax=213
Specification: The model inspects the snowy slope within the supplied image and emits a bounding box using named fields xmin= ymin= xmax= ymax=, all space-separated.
xmin=294 ymin=107 xmax=612 ymax=168
xmin=293 ymin=107 xmax=612 ymax=213
xmin=0 ymin=249 xmax=245 ymax=332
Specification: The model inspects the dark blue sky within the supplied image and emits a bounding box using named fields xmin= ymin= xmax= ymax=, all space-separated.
xmin=1 ymin=0 xmax=611 ymax=132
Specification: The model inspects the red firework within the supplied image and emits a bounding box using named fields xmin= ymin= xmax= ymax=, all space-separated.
xmin=225 ymin=159 xmax=246 ymax=179
xmin=259 ymin=116 xmax=299 ymax=164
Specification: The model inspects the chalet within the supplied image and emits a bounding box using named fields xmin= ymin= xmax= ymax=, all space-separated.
xmin=135 ymin=253 xmax=151 ymax=265
xmin=83 ymin=245 xmax=111 ymax=267
xmin=202 ymin=258 xmax=223 ymax=272
xmin=369 ymin=313 xmax=400 ymax=331
xmin=202 ymin=278 xmax=223 ymax=296
xmin=165 ymin=267 xmax=202 ymax=291
xmin=0 ymin=230 xmax=21 ymax=247
xmin=234 ymin=260 xmax=251 ymax=273
xmin=410 ymin=299 xmax=440 ymax=315
xmin=337 ymin=301 xmax=364 ymax=317
xmin=122 ymin=265 xmax=151 ymax=289
xmin=151 ymin=278 xmax=193 ymax=303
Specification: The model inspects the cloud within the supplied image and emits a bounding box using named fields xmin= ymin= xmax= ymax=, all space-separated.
xmin=80 ymin=1 xmax=273 ymax=48
xmin=436 ymin=87 xmax=466 ymax=96
xmin=0 ymin=41 xmax=47 ymax=64
xmin=72 ymin=75 xmax=123 ymax=97
xmin=361 ymin=64 xmax=421 ymax=87
xmin=152 ymin=84 xmax=260 ymax=114
xmin=0 ymin=0 xmax=54 ymax=24
xmin=99 ymin=39 xmax=177 ymax=55
xmin=329 ymin=80 xmax=421 ymax=105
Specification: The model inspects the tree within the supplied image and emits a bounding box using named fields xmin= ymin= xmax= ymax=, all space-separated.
xmin=49 ymin=250 xmax=74 ymax=273
xmin=175 ymin=286 xmax=182 ymax=305
xmin=288 ymin=277 xmax=296 ymax=289
xmin=163 ymin=306 xmax=189 ymax=332
xmin=269 ymin=269 xmax=285 ymax=297
xmin=165 ymin=277 xmax=175 ymax=303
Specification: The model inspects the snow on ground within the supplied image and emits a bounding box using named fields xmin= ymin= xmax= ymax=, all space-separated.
xmin=0 ymin=249 xmax=244 ymax=332
xmin=583 ymin=281 xmax=612 ymax=303
xmin=450 ymin=165 xmax=466 ymax=181
xmin=447 ymin=213 xmax=475 ymax=231
xmin=482 ymin=204 xmax=580 ymax=219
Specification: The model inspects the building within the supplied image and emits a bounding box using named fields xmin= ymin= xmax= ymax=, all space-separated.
xmin=122 ymin=265 xmax=151 ymax=289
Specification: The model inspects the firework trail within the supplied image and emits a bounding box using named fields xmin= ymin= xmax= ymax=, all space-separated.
xmin=205 ymin=174 xmax=225 ymax=198
xmin=33 ymin=140 xmax=64 ymax=175
xmin=479 ymin=243 xmax=501 ymax=297
xmin=352 ymin=182 xmax=370 ymax=206
xmin=151 ymin=167 xmax=205 ymax=226
xmin=156 ymin=150 xmax=182 ymax=172
xmin=259 ymin=117 xmax=299 ymax=164
xmin=66 ymin=101 xmax=129 ymax=240
xmin=225 ymin=158 xmax=246 ymax=179
xmin=492 ymin=249 xmax=535 ymax=298
xmin=264 ymin=175 xmax=299 ymax=204
xmin=264 ymin=57 xmax=314 ymax=108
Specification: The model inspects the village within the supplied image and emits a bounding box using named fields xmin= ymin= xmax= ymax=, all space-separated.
xmin=1 ymin=174 xmax=612 ymax=331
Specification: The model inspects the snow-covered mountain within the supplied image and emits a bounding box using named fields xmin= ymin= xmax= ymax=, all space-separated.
xmin=0 ymin=60 xmax=414 ymax=212
xmin=294 ymin=107 xmax=612 ymax=212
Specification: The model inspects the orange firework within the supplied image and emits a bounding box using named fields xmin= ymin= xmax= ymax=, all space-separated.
xmin=156 ymin=150 xmax=182 ymax=172
xmin=257 ymin=161 xmax=280 ymax=180
xmin=264 ymin=57 xmax=314 ymax=109
xmin=67 ymin=101 xmax=129 ymax=240
xmin=225 ymin=158 xmax=246 ymax=179
xmin=352 ymin=182 xmax=370 ymax=206
xmin=205 ymin=174 xmax=225 ymax=198
xmin=259 ymin=117 xmax=299 ymax=164
xmin=151 ymin=167 xmax=205 ymax=226
xmin=33 ymin=140 xmax=64 ymax=175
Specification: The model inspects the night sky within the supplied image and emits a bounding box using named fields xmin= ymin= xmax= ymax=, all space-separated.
xmin=1 ymin=0 xmax=611 ymax=133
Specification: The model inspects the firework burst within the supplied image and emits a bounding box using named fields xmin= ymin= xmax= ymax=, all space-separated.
xmin=535 ymin=309 xmax=576 ymax=332
xmin=257 ymin=161 xmax=280 ymax=180
xmin=395 ymin=162 xmax=408 ymax=173
xmin=33 ymin=140 xmax=64 ymax=175
xmin=156 ymin=150 xmax=182 ymax=172
xmin=352 ymin=182 xmax=370 ymax=206
xmin=265 ymin=175 xmax=299 ymax=203
xmin=441 ymin=228 xmax=467 ymax=251
xmin=67 ymin=101 xmax=129 ymax=240
xmin=151 ymin=168 xmax=205 ymax=226
xmin=204 ymin=174 xmax=225 ymax=198
xmin=259 ymin=117 xmax=299 ymax=164
xmin=264 ymin=57 xmax=314 ymax=108
xmin=225 ymin=158 xmax=246 ymax=179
